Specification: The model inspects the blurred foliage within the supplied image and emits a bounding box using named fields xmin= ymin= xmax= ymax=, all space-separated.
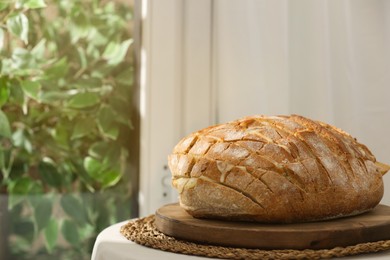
xmin=0 ymin=0 xmax=135 ymax=259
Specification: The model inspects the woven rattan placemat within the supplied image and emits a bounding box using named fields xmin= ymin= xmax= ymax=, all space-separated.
xmin=120 ymin=215 xmax=390 ymax=260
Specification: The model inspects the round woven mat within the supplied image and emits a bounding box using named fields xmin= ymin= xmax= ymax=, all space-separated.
xmin=120 ymin=215 xmax=390 ymax=260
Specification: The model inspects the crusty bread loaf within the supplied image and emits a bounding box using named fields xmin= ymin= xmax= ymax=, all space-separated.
xmin=168 ymin=114 xmax=389 ymax=223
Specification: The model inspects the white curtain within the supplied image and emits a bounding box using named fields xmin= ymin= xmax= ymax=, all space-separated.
xmin=213 ymin=0 xmax=390 ymax=203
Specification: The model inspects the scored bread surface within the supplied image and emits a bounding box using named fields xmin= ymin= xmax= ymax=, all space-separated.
xmin=168 ymin=115 xmax=386 ymax=223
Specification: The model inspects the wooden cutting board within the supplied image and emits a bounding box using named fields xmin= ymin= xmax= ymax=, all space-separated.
xmin=155 ymin=203 xmax=390 ymax=250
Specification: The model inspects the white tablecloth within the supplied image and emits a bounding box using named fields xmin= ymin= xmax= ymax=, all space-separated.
xmin=91 ymin=220 xmax=390 ymax=260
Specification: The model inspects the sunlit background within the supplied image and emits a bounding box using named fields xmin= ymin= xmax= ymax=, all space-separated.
xmin=1 ymin=0 xmax=390 ymax=259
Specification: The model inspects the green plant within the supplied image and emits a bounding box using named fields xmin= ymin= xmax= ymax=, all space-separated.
xmin=0 ymin=0 xmax=135 ymax=259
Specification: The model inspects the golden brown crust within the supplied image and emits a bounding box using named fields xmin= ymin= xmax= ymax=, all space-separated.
xmin=168 ymin=115 xmax=386 ymax=223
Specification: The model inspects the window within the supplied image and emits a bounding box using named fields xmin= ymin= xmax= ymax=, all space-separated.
xmin=0 ymin=1 xmax=137 ymax=259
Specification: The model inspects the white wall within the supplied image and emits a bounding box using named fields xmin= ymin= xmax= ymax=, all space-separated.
xmin=140 ymin=0 xmax=390 ymax=216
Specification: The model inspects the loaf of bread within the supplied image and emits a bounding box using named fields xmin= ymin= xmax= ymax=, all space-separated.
xmin=168 ymin=115 xmax=389 ymax=223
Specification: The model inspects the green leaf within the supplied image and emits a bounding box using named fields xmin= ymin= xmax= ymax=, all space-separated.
xmin=44 ymin=57 xmax=68 ymax=79
xmin=24 ymin=0 xmax=47 ymax=9
xmin=88 ymin=141 xmax=108 ymax=159
xmin=31 ymin=39 xmax=46 ymax=57
xmin=8 ymin=194 xmax=25 ymax=210
xmin=39 ymin=91 xmax=70 ymax=104
xmin=70 ymin=12 xmax=90 ymax=43
xmin=97 ymin=106 xmax=119 ymax=139
xmin=84 ymin=156 xmax=104 ymax=179
xmin=102 ymin=39 xmax=133 ymax=65
xmin=86 ymin=28 xmax=107 ymax=46
xmin=12 ymin=128 xmax=25 ymax=147
xmin=0 ymin=77 xmax=10 ymax=106
xmin=104 ymin=145 xmax=121 ymax=166
xmin=70 ymin=162 xmax=95 ymax=192
xmin=9 ymin=80 xmax=24 ymax=105
xmin=60 ymin=195 xmax=87 ymax=224
xmin=100 ymin=168 xmax=121 ymax=188
xmin=52 ymin=122 xmax=70 ymax=149
xmin=76 ymin=46 xmax=87 ymax=69
xmin=116 ymin=67 xmax=134 ymax=85
xmin=44 ymin=219 xmax=58 ymax=253
xmin=9 ymin=236 xmax=33 ymax=254
xmin=67 ymin=92 xmax=100 ymax=109
xmin=102 ymin=42 xmax=119 ymax=59
xmin=0 ymin=109 xmax=11 ymax=138
xmin=21 ymin=81 xmax=41 ymax=100
xmin=103 ymin=1 xmax=115 ymax=13
xmin=7 ymin=13 xmax=29 ymax=44
xmin=8 ymin=177 xmax=43 ymax=208
xmin=34 ymin=197 xmax=52 ymax=231
xmin=8 ymin=177 xmax=32 ymax=194
xmin=38 ymin=161 xmax=62 ymax=188
xmin=86 ymin=143 xmax=121 ymax=169
xmin=71 ymin=117 xmax=95 ymax=140
xmin=13 ymin=219 xmax=35 ymax=238
xmin=61 ymin=219 xmax=80 ymax=245
xmin=78 ymin=223 xmax=95 ymax=240
xmin=84 ymin=156 xmax=121 ymax=188
xmin=72 ymin=77 xmax=102 ymax=90
xmin=110 ymin=96 xmax=133 ymax=129
xmin=0 ymin=2 xmax=9 ymax=11
xmin=10 ymin=176 xmax=42 ymax=194
xmin=11 ymin=127 xmax=32 ymax=153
